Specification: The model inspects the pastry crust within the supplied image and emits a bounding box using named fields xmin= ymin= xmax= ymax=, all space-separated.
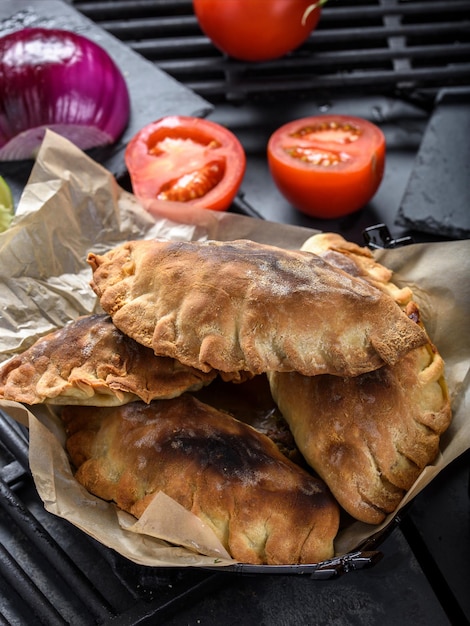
xmin=0 ymin=314 xmax=216 ymax=406
xmin=301 ymin=232 xmax=413 ymax=306
xmin=269 ymin=234 xmax=452 ymax=524
xmin=269 ymin=334 xmax=452 ymax=524
xmin=62 ymin=395 xmax=340 ymax=565
xmin=87 ymin=239 xmax=427 ymax=379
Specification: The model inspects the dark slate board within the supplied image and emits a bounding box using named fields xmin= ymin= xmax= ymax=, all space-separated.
xmin=406 ymin=450 xmax=470 ymax=624
xmin=162 ymin=529 xmax=451 ymax=626
xmin=396 ymin=88 xmax=470 ymax=239
xmin=0 ymin=0 xmax=213 ymax=207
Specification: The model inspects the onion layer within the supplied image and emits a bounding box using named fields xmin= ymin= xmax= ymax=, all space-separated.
xmin=0 ymin=28 xmax=130 ymax=161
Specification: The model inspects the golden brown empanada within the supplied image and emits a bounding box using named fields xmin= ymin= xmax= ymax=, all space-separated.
xmin=269 ymin=234 xmax=452 ymax=524
xmin=62 ymin=395 xmax=340 ymax=565
xmin=268 ymin=323 xmax=452 ymax=524
xmin=300 ymin=232 xmax=413 ymax=306
xmin=0 ymin=314 xmax=216 ymax=406
xmin=87 ymin=239 xmax=427 ymax=379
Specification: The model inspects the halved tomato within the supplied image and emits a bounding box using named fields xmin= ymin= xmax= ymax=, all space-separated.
xmin=125 ymin=116 xmax=246 ymax=212
xmin=267 ymin=115 xmax=386 ymax=218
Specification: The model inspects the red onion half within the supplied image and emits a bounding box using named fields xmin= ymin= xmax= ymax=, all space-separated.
xmin=0 ymin=27 xmax=131 ymax=161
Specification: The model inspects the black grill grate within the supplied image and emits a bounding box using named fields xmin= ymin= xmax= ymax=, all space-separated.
xmin=72 ymin=0 xmax=470 ymax=104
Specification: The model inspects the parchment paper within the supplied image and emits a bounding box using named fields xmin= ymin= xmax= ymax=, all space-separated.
xmin=0 ymin=130 xmax=468 ymax=568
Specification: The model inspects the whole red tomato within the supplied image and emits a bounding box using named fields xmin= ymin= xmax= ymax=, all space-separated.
xmin=125 ymin=116 xmax=246 ymax=212
xmin=267 ymin=115 xmax=386 ymax=218
xmin=193 ymin=0 xmax=324 ymax=62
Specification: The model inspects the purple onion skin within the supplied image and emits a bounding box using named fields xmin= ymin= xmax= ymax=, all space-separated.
xmin=0 ymin=28 xmax=131 ymax=160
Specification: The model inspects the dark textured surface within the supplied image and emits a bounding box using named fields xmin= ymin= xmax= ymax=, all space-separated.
xmin=165 ymin=531 xmax=453 ymax=626
xmin=396 ymin=89 xmax=470 ymax=238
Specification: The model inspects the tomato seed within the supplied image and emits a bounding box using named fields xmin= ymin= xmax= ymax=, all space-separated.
xmin=157 ymin=161 xmax=224 ymax=202
xmin=284 ymin=146 xmax=349 ymax=166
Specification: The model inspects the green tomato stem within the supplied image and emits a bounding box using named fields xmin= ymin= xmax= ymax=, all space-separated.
xmin=301 ymin=0 xmax=329 ymax=27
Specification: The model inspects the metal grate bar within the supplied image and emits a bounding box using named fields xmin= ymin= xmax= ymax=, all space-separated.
xmin=104 ymin=19 xmax=469 ymax=44
xmin=0 ymin=412 xmax=29 ymax=468
xmin=0 ymin=476 xmax=116 ymax=622
xmin=159 ymin=43 xmax=470 ymax=76
xmin=320 ymin=0 xmax=470 ymax=21
xmin=308 ymin=20 xmax=470 ymax=43
xmin=122 ymin=20 xmax=469 ymax=59
xmin=74 ymin=0 xmax=192 ymax=19
xmin=96 ymin=15 xmax=196 ymax=36
xmin=0 ymin=543 xmax=66 ymax=626
xmin=179 ymin=64 xmax=470 ymax=101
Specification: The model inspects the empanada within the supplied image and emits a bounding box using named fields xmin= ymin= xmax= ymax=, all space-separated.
xmin=0 ymin=314 xmax=216 ymax=406
xmin=87 ymin=239 xmax=427 ymax=379
xmin=269 ymin=328 xmax=451 ymax=524
xmin=300 ymin=232 xmax=414 ymax=306
xmin=62 ymin=395 xmax=340 ymax=565
xmin=269 ymin=234 xmax=452 ymax=524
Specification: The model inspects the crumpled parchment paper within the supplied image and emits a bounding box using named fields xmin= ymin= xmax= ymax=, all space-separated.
xmin=1 ymin=130 xmax=468 ymax=568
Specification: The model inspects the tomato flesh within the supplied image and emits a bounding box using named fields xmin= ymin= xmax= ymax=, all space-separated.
xmin=125 ymin=116 xmax=246 ymax=212
xmin=291 ymin=121 xmax=361 ymax=144
xmin=267 ymin=115 xmax=386 ymax=219
xmin=157 ymin=160 xmax=225 ymax=202
xmin=284 ymin=146 xmax=350 ymax=166
xmin=193 ymin=0 xmax=323 ymax=62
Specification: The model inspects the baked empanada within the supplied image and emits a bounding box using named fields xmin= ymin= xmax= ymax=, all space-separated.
xmin=87 ymin=239 xmax=427 ymax=379
xmin=300 ymin=232 xmax=414 ymax=306
xmin=269 ymin=234 xmax=452 ymax=524
xmin=62 ymin=395 xmax=340 ymax=565
xmin=268 ymin=325 xmax=452 ymax=524
xmin=0 ymin=314 xmax=216 ymax=406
